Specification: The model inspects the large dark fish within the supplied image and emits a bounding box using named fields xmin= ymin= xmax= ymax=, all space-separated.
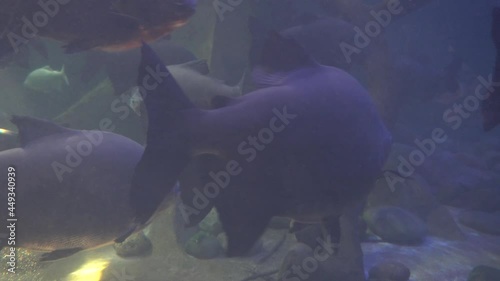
xmin=0 ymin=116 xmax=160 ymax=261
xmin=129 ymin=34 xmax=391 ymax=258
xmin=0 ymin=0 xmax=196 ymax=58
xmin=481 ymin=5 xmax=500 ymax=132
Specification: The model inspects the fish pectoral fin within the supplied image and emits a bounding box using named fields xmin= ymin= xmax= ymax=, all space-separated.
xmin=39 ymin=247 xmax=83 ymax=262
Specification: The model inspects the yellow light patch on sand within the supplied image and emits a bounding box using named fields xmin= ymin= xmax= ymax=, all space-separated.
xmin=67 ymin=259 xmax=110 ymax=281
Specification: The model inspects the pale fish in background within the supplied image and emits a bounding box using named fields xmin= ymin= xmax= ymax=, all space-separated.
xmin=127 ymin=59 xmax=243 ymax=115
xmin=23 ymin=65 xmax=70 ymax=94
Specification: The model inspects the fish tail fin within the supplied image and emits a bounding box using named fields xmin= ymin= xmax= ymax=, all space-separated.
xmin=61 ymin=65 xmax=70 ymax=86
xmin=130 ymin=43 xmax=197 ymax=225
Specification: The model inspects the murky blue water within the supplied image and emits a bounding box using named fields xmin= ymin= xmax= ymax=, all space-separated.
xmin=0 ymin=1 xmax=499 ymax=280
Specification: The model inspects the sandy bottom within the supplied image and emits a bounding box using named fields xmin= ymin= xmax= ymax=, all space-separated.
xmin=1 ymin=207 xmax=499 ymax=281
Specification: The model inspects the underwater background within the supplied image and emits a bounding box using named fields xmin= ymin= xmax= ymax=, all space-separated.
xmin=0 ymin=0 xmax=500 ymax=280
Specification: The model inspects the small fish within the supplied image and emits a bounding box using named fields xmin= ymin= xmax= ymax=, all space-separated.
xmin=23 ymin=65 xmax=69 ymax=94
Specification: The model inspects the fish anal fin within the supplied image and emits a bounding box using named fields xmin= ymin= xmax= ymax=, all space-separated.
xmin=39 ymin=247 xmax=83 ymax=262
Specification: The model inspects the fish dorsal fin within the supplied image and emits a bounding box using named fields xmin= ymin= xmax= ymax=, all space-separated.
xmin=258 ymin=31 xmax=316 ymax=73
xmin=10 ymin=115 xmax=70 ymax=147
xmin=42 ymin=65 xmax=53 ymax=70
xmin=252 ymin=31 xmax=316 ymax=87
xmin=178 ymin=59 xmax=210 ymax=75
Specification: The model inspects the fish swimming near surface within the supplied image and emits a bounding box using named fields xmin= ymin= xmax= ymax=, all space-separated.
xmin=0 ymin=116 xmax=164 ymax=261
xmin=129 ymin=34 xmax=392 ymax=259
xmin=0 ymin=0 xmax=196 ymax=57
xmin=23 ymin=65 xmax=69 ymax=94
xmin=481 ymin=4 xmax=500 ymax=132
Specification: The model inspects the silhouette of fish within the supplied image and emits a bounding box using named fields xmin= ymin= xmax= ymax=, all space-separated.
xmin=0 ymin=116 xmax=163 ymax=261
xmin=0 ymin=0 xmax=196 ymax=58
xmin=129 ymin=34 xmax=391 ymax=257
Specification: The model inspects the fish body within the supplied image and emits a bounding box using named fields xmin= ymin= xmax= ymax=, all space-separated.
xmin=23 ymin=65 xmax=69 ymax=93
xmin=0 ymin=116 xmax=154 ymax=260
xmin=0 ymin=0 xmax=196 ymax=55
xmin=130 ymin=35 xmax=392 ymax=256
